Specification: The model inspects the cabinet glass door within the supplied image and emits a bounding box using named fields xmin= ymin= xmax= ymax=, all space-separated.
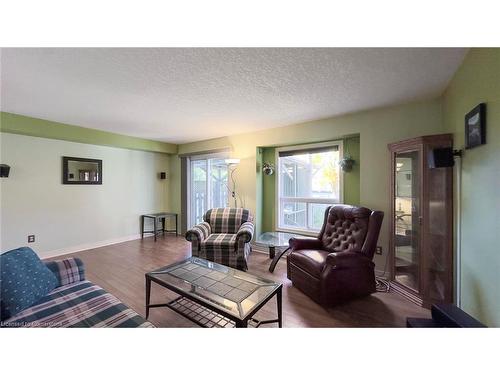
xmin=394 ymin=151 xmax=420 ymax=292
xmin=427 ymin=165 xmax=450 ymax=301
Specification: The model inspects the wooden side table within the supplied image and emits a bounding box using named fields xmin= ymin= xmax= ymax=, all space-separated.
xmin=141 ymin=212 xmax=178 ymax=242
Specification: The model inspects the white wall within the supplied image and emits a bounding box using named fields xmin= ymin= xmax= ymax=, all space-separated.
xmin=0 ymin=133 xmax=169 ymax=258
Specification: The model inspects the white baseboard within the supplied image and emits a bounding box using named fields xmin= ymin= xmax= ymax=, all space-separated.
xmin=40 ymin=233 xmax=149 ymax=260
xmin=251 ymin=242 xmax=270 ymax=255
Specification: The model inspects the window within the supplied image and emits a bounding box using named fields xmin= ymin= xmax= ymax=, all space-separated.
xmin=188 ymin=153 xmax=229 ymax=227
xmin=276 ymin=141 xmax=343 ymax=234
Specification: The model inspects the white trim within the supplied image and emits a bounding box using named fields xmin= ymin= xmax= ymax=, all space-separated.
xmin=186 ymin=151 xmax=230 ymax=227
xmin=279 ymin=197 xmax=339 ymax=204
xmin=178 ymin=147 xmax=231 ymax=158
xmin=275 ymin=140 xmax=344 ymax=233
xmin=276 ymin=140 xmax=343 ymax=153
xmin=39 ymin=234 xmax=145 ymax=260
xmin=250 ymin=242 xmax=271 ymax=255
xmin=276 ymin=227 xmax=320 ymax=237
xmin=189 ymin=151 xmax=229 ymax=161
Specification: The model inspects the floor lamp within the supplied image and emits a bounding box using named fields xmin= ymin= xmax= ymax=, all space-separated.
xmin=225 ymin=158 xmax=240 ymax=208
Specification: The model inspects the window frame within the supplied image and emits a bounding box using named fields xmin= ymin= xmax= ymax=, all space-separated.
xmin=187 ymin=151 xmax=230 ymax=228
xmin=275 ymin=140 xmax=344 ymax=236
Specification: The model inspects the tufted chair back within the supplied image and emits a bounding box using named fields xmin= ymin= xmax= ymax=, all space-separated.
xmin=317 ymin=204 xmax=384 ymax=258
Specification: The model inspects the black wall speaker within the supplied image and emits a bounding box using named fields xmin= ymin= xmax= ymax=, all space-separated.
xmin=0 ymin=164 xmax=10 ymax=178
xmin=159 ymin=172 xmax=167 ymax=180
xmin=428 ymin=147 xmax=454 ymax=168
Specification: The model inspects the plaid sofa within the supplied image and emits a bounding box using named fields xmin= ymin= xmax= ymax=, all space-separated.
xmin=1 ymin=257 xmax=154 ymax=328
xmin=185 ymin=208 xmax=254 ymax=270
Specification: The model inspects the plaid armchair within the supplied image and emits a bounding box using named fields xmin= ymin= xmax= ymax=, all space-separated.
xmin=185 ymin=208 xmax=254 ymax=270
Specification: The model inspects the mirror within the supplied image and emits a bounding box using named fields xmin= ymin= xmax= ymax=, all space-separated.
xmin=62 ymin=156 xmax=102 ymax=184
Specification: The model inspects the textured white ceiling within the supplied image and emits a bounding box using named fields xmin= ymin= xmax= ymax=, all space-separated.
xmin=1 ymin=48 xmax=467 ymax=143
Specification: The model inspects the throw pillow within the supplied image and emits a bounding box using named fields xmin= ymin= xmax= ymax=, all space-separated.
xmin=1 ymin=247 xmax=58 ymax=320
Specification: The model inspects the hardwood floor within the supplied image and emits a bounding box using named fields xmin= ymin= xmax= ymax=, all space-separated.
xmin=50 ymin=234 xmax=430 ymax=327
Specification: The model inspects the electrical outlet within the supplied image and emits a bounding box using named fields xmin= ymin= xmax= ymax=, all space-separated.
xmin=375 ymin=246 xmax=382 ymax=255
xmin=28 ymin=235 xmax=35 ymax=243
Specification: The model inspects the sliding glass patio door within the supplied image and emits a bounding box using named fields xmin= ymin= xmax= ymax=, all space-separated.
xmin=189 ymin=155 xmax=229 ymax=227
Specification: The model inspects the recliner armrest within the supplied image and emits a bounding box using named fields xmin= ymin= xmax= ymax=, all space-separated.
xmin=326 ymin=251 xmax=373 ymax=269
xmin=289 ymin=238 xmax=323 ymax=251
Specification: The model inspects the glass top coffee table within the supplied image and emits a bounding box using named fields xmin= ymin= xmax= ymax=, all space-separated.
xmin=256 ymin=231 xmax=314 ymax=272
xmin=146 ymin=257 xmax=282 ymax=328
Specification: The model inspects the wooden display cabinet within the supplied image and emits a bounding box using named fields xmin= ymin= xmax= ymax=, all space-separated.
xmin=388 ymin=134 xmax=453 ymax=308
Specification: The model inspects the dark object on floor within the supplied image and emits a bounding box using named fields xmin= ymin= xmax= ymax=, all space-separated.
xmin=141 ymin=212 xmax=178 ymax=241
xmin=185 ymin=208 xmax=254 ymax=270
xmin=407 ymin=303 xmax=486 ymax=328
xmin=287 ymin=204 xmax=384 ymax=306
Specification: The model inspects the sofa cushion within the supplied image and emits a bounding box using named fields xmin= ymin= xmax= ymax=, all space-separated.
xmin=202 ymin=233 xmax=237 ymax=250
xmin=289 ymin=249 xmax=330 ymax=278
xmin=200 ymin=233 xmax=237 ymax=262
xmin=1 ymin=247 xmax=58 ymax=320
xmin=2 ymin=280 xmax=154 ymax=328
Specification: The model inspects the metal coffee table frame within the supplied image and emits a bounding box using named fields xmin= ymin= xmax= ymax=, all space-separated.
xmin=145 ymin=258 xmax=282 ymax=328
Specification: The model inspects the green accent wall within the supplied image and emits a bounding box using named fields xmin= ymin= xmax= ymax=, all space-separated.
xmin=0 ymin=112 xmax=177 ymax=154
xmin=261 ymin=147 xmax=276 ymax=233
xmin=442 ymin=48 xmax=500 ymax=327
xmin=255 ymin=148 xmax=264 ymax=236
xmin=259 ymin=135 xmax=360 ymax=233
xmin=343 ymin=136 xmax=360 ymax=205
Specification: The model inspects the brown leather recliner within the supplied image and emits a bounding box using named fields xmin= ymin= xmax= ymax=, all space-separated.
xmin=287 ymin=204 xmax=384 ymax=306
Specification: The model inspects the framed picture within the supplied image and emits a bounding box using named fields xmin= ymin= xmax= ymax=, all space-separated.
xmin=465 ymin=103 xmax=486 ymax=149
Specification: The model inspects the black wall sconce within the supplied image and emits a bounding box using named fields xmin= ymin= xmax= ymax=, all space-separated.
xmin=159 ymin=172 xmax=167 ymax=180
xmin=0 ymin=164 xmax=10 ymax=178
